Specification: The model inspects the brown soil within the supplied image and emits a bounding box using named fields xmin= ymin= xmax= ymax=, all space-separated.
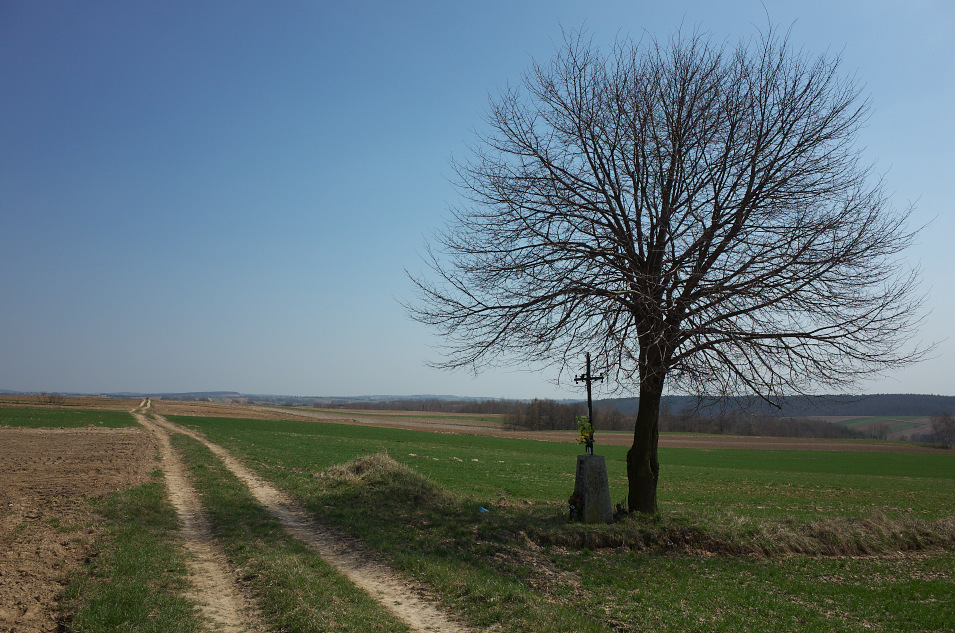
xmin=151 ymin=399 xmax=321 ymax=421
xmin=0 ymin=426 xmax=156 ymax=632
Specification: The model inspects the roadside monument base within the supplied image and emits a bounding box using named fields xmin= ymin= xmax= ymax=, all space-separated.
xmin=573 ymin=454 xmax=613 ymax=523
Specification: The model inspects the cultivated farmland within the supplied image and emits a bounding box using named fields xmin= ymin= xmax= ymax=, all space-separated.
xmin=1 ymin=397 xmax=953 ymax=632
xmin=0 ymin=403 xmax=156 ymax=631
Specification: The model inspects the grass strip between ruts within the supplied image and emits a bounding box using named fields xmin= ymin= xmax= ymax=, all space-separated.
xmin=60 ymin=472 xmax=203 ymax=633
xmin=170 ymin=432 xmax=412 ymax=633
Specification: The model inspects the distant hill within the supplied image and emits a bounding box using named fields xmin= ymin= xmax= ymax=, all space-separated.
xmin=599 ymin=394 xmax=955 ymax=418
xmin=0 ymin=390 xmax=245 ymax=401
xmin=111 ymin=391 xmax=244 ymax=400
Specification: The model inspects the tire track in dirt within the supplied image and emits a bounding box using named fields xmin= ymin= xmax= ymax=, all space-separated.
xmin=133 ymin=402 xmax=260 ymax=633
xmin=147 ymin=404 xmax=479 ymax=633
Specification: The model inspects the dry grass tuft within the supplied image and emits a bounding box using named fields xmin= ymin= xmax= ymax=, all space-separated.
xmin=318 ymin=452 xmax=453 ymax=507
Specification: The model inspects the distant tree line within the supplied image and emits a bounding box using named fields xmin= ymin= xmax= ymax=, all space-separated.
xmin=502 ymin=400 xmax=872 ymax=440
xmin=602 ymin=394 xmax=955 ymax=419
xmin=657 ymin=411 xmax=865 ymax=439
xmin=505 ymin=399 xmax=586 ymax=431
xmin=307 ymin=396 xmax=946 ymax=443
xmin=315 ymin=396 xmax=588 ymax=429
xmin=503 ymin=400 xmax=887 ymax=440
xmin=40 ymin=392 xmax=65 ymax=405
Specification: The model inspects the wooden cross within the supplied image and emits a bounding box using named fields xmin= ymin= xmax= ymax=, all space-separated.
xmin=574 ymin=352 xmax=604 ymax=432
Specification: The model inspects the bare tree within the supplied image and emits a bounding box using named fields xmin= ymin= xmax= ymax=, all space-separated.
xmin=41 ymin=392 xmax=65 ymax=406
xmin=931 ymin=413 xmax=954 ymax=448
xmin=407 ymin=27 xmax=927 ymax=513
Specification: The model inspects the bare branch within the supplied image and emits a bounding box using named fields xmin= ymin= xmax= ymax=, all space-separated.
xmin=403 ymin=25 xmax=931 ymax=512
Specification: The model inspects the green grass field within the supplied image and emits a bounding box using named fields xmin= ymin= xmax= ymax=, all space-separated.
xmin=830 ymin=416 xmax=925 ymax=434
xmin=0 ymin=406 xmax=136 ymax=428
xmin=168 ymin=416 xmax=955 ymax=520
xmin=169 ymin=415 xmax=955 ymax=633
xmin=9 ymin=403 xmax=951 ymax=632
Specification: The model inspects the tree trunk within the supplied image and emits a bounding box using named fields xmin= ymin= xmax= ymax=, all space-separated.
xmin=627 ymin=375 xmax=664 ymax=514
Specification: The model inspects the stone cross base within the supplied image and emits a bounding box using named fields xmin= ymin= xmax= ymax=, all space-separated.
xmin=573 ymin=454 xmax=613 ymax=523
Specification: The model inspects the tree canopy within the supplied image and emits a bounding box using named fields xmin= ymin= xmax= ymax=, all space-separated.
xmin=408 ymin=26 xmax=927 ymax=512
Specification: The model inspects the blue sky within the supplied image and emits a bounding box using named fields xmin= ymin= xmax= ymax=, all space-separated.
xmin=1 ymin=1 xmax=952 ymax=399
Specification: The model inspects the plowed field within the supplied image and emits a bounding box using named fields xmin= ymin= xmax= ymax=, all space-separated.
xmin=0 ymin=426 xmax=156 ymax=632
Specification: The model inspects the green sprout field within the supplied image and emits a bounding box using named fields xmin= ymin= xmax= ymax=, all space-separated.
xmin=168 ymin=414 xmax=955 ymax=633
xmin=0 ymin=406 xmax=137 ymax=428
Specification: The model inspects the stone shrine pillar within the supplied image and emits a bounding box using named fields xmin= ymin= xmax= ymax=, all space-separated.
xmin=573 ymin=454 xmax=612 ymax=523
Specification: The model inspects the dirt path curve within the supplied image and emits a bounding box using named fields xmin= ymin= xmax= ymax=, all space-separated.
xmin=147 ymin=402 xmax=479 ymax=633
xmin=133 ymin=401 xmax=260 ymax=633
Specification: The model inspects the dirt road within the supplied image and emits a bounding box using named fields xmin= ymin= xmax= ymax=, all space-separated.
xmin=146 ymin=403 xmax=479 ymax=633
xmin=133 ymin=402 xmax=260 ymax=632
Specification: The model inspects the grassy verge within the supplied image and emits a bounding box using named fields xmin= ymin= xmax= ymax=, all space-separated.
xmin=170 ymin=432 xmax=411 ymax=633
xmin=60 ymin=473 xmax=203 ymax=633
xmin=172 ymin=415 xmax=955 ymax=632
xmin=0 ymin=406 xmax=136 ymax=428
xmin=317 ymin=453 xmax=603 ymax=631
xmin=314 ymin=452 xmax=955 ymax=633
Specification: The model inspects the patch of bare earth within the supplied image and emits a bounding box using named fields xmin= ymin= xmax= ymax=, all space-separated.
xmin=133 ymin=405 xmax=262 ymax=633
xmin=0 ymin=426 xmax=156 ymax=633
xmin=147 ymin=410 xmax=480 ymax=633
xmin=151 ymin=399 xmax=320 ymax=421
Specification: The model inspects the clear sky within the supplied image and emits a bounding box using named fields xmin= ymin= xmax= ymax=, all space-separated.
xmin=1 ymin=1 xmax=952 ymax=399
